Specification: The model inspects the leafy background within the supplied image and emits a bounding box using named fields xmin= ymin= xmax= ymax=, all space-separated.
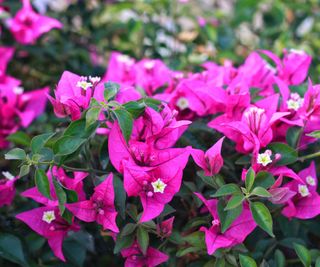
xmin=1 ymin=0 xmax=320 ymax=266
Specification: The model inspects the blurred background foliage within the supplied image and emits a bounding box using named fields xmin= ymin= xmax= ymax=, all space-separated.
xmin=1 ymin=0 xmax=320 ymax=266
xmin=2 ymin=0 xmax=320 ymax=91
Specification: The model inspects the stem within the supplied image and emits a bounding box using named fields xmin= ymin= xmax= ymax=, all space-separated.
xmin=298 ymin=151 xmax=320 ymax=162
xmin=61 ymin=165 xmax=108 ymax=175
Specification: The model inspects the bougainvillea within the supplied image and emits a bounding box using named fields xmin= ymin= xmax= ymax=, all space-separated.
xmin=1 ymin=1 xmax=320 ymax=267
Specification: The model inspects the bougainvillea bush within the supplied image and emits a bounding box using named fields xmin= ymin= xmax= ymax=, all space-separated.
xmin=1 ymin=1 xmax=320 ymax=267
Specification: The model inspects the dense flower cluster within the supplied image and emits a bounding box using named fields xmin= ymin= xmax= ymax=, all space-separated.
xmin=3 ymin=47 xmax=318 ymax=266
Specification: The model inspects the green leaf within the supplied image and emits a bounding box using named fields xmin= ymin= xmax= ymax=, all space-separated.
xmin=114 ymin=233 xmax=134 ymax=254
xmin=53 ymin=136 xmax=86 ymax=156
xmin=235 ymin=155 xmax=251 ymax=165
xmin=316 ymin=256 xmax=320 ymax=267
xmin=250 ymin=187 xmax=271 ymax=198
xmin=123 ymin=101 xmax=146 ymax=118
xmin=0 ymin=234 xmax=29 ymax=267
xmin=35 ymin=168 xmax=51 ymax=199
xmin=7 ymin=131 xmax=31 ymax=146
xmin=31 ymin=133 xmax=55 ymax=154
xmin=197 ymin=170 xmax=217 ymax=188
xmin=64 ymin=119 xmax=98 ymax=139
xmin=4 ymin=148 xmax=26 ymax=160
xmin=141 ymin=97 xmax=162 ymax=110
xmin=218 ymin=199 xmax=243 ymax=233
xmin=245 ymin=167 xmax=255 ymax=192
xmin=137 ymin=226 xmax=149 ymax=255
xmin=274 ymin=249 xmax=285 ymax=267
xmin=286 ymin=126 xmax=301 ymax=148
xmin=112 ymin=108 xmax=133 ymax=142
xmin=225 ymin=194 xmax=245 ymax=210
xmin=52 ymin=177 xmax=67 ymax=214
xmin=211 ymin=183 xmax=241 ymax=197
xmin=121 ymin=223 xmax=137 ymax=237
xmin=113 ymin=175 xmax=127 ymax=219
xmin=19 ymin=165 xmax=30 ymax=177
xmin=239 ymin=254 xmax=257 ymax=267
xmin=99 ymin=138 xmax=109 ymax=169
xmin=253 ymin=172 xmax=275 ymax=189
xmin=268 ymin=142 xmax=298 ymax=165
xmin=294 ymin=243 xmax=311 ymax=267
xmin=250 ymin=202 xmax=274 ymax=237
xmin=85 ymin=107 xmax=101 ymax=129
xmin=215 ymin=258 xmax=226 ymax=267
xmin=104 ymin=81 xmax=120 ymax=101
xmin=63 ymin=240 xmax=86 ymax=267
xmin=306 ymin=130 xmax=320 ymax=139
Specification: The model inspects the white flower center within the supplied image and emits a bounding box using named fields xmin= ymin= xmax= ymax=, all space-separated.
xmin=2 ymin=171 xmax=15 ymax=180
xmin=151 ymin=178 xmax=167 ymax=193
xmin=144 ymin=61 xmax=155 ymax=70
xmin=13 ymin=86 xmax=24 ymax=95
xmin=42 ymin=211 xmax=56 ymax=224
xmin=287 ymin=93 xmax=304 ymax=111
xmin=257 ymin=150 xmax=272 ymax=166
xmin=176 ymin=97 xmax=189 ymax=110
xmin=89 ymin=76 xmax=101 ymax=84
xmin=306 ymin=176 xmax=316 ymax=186
xmin=117 ymin=54 xmax=134 ymax=65
xmin=298 ymin=184 xmax=310 ymax=197
xmin=76 ymin=80 xmax=92 ymax=90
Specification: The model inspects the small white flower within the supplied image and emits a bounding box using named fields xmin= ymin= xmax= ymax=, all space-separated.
xmin=306 ymin=176 xmax=316 ymax=186
xmin=13 ymin=86 xmax=24 ymax=95
xmin=76 ymin=80 xmax=92 ymax=90
xmin=257 ymin=150 xmax=272 ymax=166
xmin=42 ymin=211 xmax=56 ymax=224
xmin=298 ymin=184 xmax=310 ymax=197
xmin=144 ymin=60 xmax=155 ymax=70
xmin=176 ymin=97 xmax=189 ymax=110
xmin=212 ymin=219 xmax=220 ymax=226
xmin=287 ymin=93 xmax=304 ymax=111
xmin=89 ymin=76 xmax=101 ymax=84
xmin=117 ymin=54 xmax=134 ymax=65
xmin=151 ymin=178 xmax=167 ymax=194
xmin=2 ymin=171 xmax=15 ymax=180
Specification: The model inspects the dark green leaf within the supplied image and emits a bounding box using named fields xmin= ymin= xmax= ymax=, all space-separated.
xmin=99 ymin=138 xmax=109 ymax=169
xmin=114 ymin=233 xmax=134 ymax=254
xmin=0 ymin=234 xmax=28 ymax=267
xmin=123 ymin=101 xmax=146 ymax=118
xmin=306 ymin=130 xmax=320 ymax=139
xmin=112 ymin=108 xmax=133 ymax=142
xmin=286 ymin=126 xmax=301 ymax=148
xmin=239 ymin=254 xmax=257 ymax=267
xmin=225 ymin=194 xmax=245 ymax=210
xmin=31 ymin=133 xmax=55 ymax=154
xmin=137 ymin=226 xmax=149 ymax=255
xmin=114 ymin=174 xmax=127 ymax=219
xmin=235 ymin=155 xmax=251 ymax=165
xmin=85 ymin=107 xmax=101 ymax=129
xmin=52 ymin=177 xmax=67 ymax=214
xmin=63 ymin=239 xmax=86 ymax=267
xmin=53 ymin=136 xmax=86 ymax=156
xmin=121 ymin=223 xmax=137 ymax=237
xmin=19 ymin=165 xmax=30 ymax=177
xmin=218 ymin=199 xmax=243 ymax=233
xmin=274 ymin=249 xmax=285 ymax=267
xmin=5 ymin=148 xmax=26 ymax=160
xmin=250 ymin=187 xmax=271 ymax=198
xmin=35 ymin=168 xmax=51 ymax=199
xmin=64 ymin=119 xmax=98 ymax=139
xmin=253 ymin=172 xmax=275 ymax=189
xmin=7 ymin=131 xmax=31 ymax=146
xmin=211 ymin=183 xmax=241 ymax=197
xmin=104 ymin=81 xmax=120 ymax=101
xmin=197 ymin=171 xmax=217 ymax=188
xmin=245 ymin=167 xmax=255 ymax=192
xmin=250 ymin=202 xmax=274 ymax=237
xmin=268 ymin=142 xmax=298 ymax=165
xmin=294 ymin=243 xmax=311 ymax=267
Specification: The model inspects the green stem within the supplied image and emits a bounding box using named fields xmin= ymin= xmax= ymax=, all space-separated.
xmin=298 ymin=151 xmax=320 ymax=162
